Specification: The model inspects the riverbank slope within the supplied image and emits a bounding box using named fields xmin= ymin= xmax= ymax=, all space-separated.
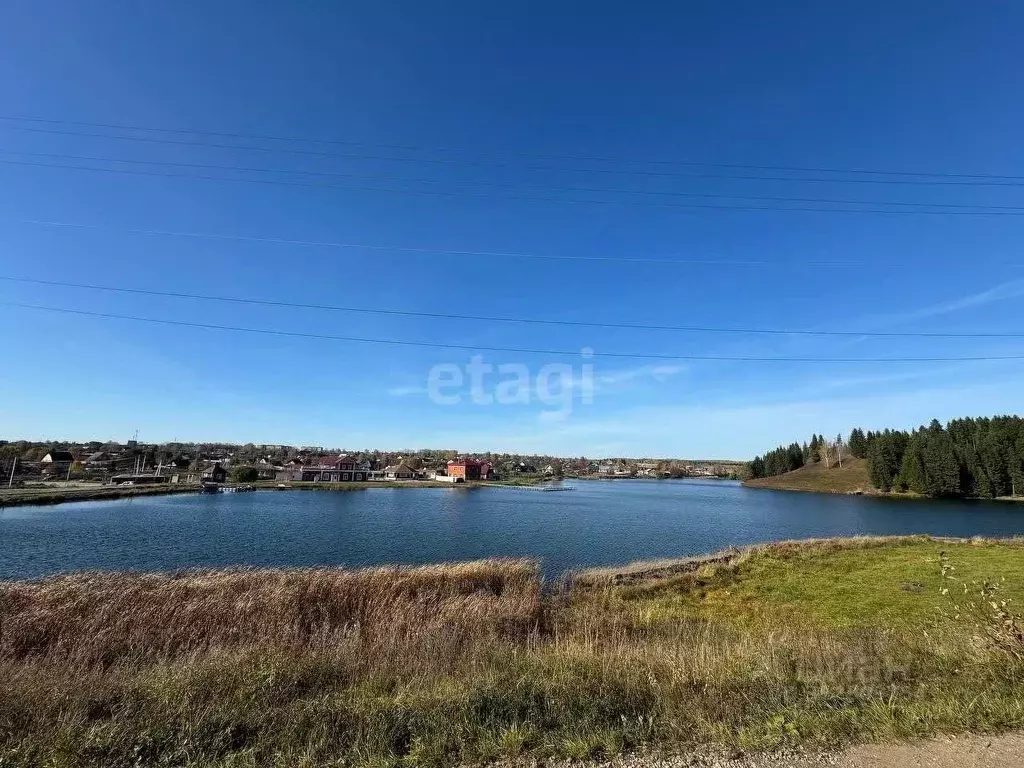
xmin=743 ymin=458 xmax=872 ymax=494
xmin=3 ymin=535 xmax=1023 ymax=766
xmin=0 ymin=482 xmax=202 ymax=508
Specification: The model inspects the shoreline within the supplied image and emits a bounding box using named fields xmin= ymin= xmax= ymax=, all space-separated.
xmin=743 ymin=479 xmax=1024 ymax=503
xmin=4 ymin=534 xmax=1024 ymax=765
xmin=0 ymin=476 xmax=549 ymax=509
xmin=0 ymin=483 xmax=202 ymax=508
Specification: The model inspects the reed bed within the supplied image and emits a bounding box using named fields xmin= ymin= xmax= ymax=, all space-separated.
xmin=1 ymin=539 xmax=1023 ymax=767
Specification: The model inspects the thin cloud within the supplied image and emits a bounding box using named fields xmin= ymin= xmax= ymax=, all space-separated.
xmin=386 ymin=385 xmax=429 ymax=397
xmin=865 ymin=278 xmax=1024 ymax=328
xmin=599 ymin=364 xmax=684 ymax=385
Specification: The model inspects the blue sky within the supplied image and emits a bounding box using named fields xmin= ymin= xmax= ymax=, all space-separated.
xmin=1 ymin=1 xmax=1023 ymax=458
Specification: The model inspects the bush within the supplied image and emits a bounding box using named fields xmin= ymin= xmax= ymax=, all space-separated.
xmin=230 ymin=466 xmax=259 ymax=483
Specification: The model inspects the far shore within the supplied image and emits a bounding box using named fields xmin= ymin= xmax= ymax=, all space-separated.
xmin=0 ymin=475 xmax=551 ymax=508
xmin=743 ymin=458 xmax=1024 ymax=503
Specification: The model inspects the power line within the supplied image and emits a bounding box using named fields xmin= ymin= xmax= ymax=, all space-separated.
xmin=3 ymin=300 xmax=1022 ymax=363
xmin=3 ymin=274 xmax=1022 ymax=339
xmin=6 ymin=156 xmax=1024 ymax=217
xmin=4 ymin=218 xmax=1016 ymax=269
xmin=3 ymin=114 xmax=1023 ymax=184
xmin=5 ymin=149 xmax=1024 ymax=212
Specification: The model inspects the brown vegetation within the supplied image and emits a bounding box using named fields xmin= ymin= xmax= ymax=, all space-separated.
xmin=0 ymin=483 xmax=199 ymax=508
xmin=2 ymin=539 xmax=1023 ymax=766
xmin=743 ymin=457 xmax=872 ymax=494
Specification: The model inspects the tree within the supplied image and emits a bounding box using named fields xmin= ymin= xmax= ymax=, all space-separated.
xmin=848 ymin=428 xmax=868 ymax=459
xmin=868 ymin=430 xmax=907 ymax=492
xmin=921 ymin=427 xmax=961 ymax=497
xmin=750 ymin=415 xmax=1024 ymax=498
xmin=896 ymin=431 xmax=926 ymax=493
xmin=231 ymin=466 xmax=259 ymax=483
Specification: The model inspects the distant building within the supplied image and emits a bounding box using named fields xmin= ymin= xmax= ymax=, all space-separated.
xmin=41 ymin=449 xmax=74 ymax=466
xmin=447 ymin=458 xmax=482 ymax=482
xmin=276 ymin=455 xmax=368 ymax=482
xmin=383 ymin=461 xmax=416 ymax=480
xmin=307 ymin=454 xmax=367 ymax=482
xmin=201 ymin=463 xmax=228 ymax=483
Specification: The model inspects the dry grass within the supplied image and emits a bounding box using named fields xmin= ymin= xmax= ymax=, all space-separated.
xmin=1 ymin=560 xmax=540 ymax=666
xmin=744 ymin=458 xmax=872 ymax=494
xmin=2 ymin=540 xmax=1024 ymax=767
xmin=0 ymin=484 xmax=199 ymax=507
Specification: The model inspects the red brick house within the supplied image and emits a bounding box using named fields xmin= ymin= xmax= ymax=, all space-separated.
xmin=447 ymin=458 xmax=482 ymax=482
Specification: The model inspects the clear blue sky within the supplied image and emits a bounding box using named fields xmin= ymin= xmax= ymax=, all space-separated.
xmin=1 ymin=1 xmax=1023 ymax=458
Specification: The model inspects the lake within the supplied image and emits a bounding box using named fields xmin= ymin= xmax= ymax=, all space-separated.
xmin=2 ymin=480 xmax=1023 ymax=580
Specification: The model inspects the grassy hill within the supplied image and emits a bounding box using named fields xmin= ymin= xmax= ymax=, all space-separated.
xmin=744 ymin=457 xmax=873 ymax=494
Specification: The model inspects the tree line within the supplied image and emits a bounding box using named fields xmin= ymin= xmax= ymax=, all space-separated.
xmin=866 ymin=416 xmax=1024 ymax=497
xmin=748 ymin=434 xmax=841 ymax=479
xmin=748 ymin=416 xmax=1024 ymax=498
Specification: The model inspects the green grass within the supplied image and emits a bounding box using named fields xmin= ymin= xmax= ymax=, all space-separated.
xmin=3 ymin=537 xmax=1024 ymax=766
xmin=617 ymin=538 xmax=1024 ymax=630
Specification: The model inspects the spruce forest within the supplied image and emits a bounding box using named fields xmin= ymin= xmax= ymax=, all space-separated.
xmin=747 ymin=416 xmax=1024 ymax=499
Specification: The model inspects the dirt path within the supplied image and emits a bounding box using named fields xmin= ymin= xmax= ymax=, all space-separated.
xmin=577 ymin=733 xmax=1024 ymax=768
xmin=837 ymin=733 xmax=1024 ymax=768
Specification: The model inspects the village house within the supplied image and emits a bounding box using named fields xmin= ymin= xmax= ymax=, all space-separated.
xmin=447 ymin=457 xmax=482 ymax=482
xmin=383 ymin=461 xmax=416 ymax=480
xmin=201 ymin=463 xmax=228 ymax=484
xmin=82 ymin=451 xmax=114 ymax=472
xmin=40 ymin=449 xmax=74 ymax=475
xmin=41 ymin=449 xmax=74 ymax=468
xmin=277 ymin=454 xmax=368 ymax=482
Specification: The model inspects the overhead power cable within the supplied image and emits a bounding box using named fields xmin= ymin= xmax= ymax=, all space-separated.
xmin=2 ymin=301 xmax=1023 ymax=363
xmin=5 ymin=157 xmax=1024 ymax=216
xmin=2 ymin=114 xmax=1024 ymax=184
xmin=3 ymin=218 xmax=1015 ymax=269
xmin=3 ymin=274 xmax=1022 ymax=339
xmin=3 ymin=149 xmax=1023 ymax=212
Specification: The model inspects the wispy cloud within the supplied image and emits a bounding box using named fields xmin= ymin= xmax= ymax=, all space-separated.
xmin=386 ymin=385 xmax=429 ymax=397
xmin=864 ymin=278 xmax=1024 ymax=329
xmin=598 ymin=364 xmax=684 ymax=386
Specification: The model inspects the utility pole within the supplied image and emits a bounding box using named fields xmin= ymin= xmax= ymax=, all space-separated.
xmin=7 ymin=457 xmax=16 ymax=488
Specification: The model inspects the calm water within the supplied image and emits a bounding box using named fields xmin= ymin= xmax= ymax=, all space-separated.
xmin=2 ymin=480 xmax=1023 ymax=579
